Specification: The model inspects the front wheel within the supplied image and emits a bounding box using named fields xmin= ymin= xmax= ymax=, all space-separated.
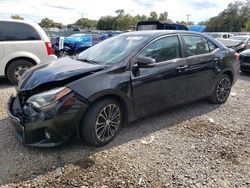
xmin=209 ymin=74 xmax=232 ymax=104
xmin=80 ymin=98 xmax=122 ymax=146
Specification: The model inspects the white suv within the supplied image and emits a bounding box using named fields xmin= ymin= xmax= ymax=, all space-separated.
xmin=0 ymin=19 xmax=57 ymax=84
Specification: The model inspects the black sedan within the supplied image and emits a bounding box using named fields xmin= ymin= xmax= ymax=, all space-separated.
xmin=240 ymin=49 xmax=250 ymax=73
xmin=8 ymin=31 xmax=240 ymax=147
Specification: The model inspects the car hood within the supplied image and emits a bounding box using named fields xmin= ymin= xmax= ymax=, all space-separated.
xmin=217 ymin=39 xmax=243 ymax=47
xmin=240 ymin=49 xmax=250 ymax=56
xmin=18 ymin=57 xmax=105 ymax=91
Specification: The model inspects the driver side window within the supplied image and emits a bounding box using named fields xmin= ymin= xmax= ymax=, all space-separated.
xmin=139 ymin=35 xmax=181 ymax=63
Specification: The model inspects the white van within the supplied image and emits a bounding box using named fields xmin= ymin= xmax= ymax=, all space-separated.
xmin=0 ymin=19 xmax=57 ymax=84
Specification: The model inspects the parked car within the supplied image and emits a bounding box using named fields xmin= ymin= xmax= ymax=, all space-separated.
xmin=0 ymin=19 xmax=57 ymax=84
xmin=136 ymin=21 xmax=188 ymax=31
xmin=217 ymin=35 xmax=250 ymax=53
xmin=188 ymin=25 xmax=206 ymax=32
xmin=8 ymin=30 xmax=240 ymax=147
xmin=207 ymin=32 xmax=233 ymax=39
xmin=239 ymin=49 xmax=250 ymax=73
xmin=101 ymin=31 xmax=122 ymax=40
xmin=53 ymin=33 xmax=101 ymax=57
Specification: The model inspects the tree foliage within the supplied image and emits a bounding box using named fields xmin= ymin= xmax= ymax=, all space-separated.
xmin=148 ymin=11 xmax=158 ymax=21
xmin=159 ymin=11 xmax=168 ymax=21
xmin=96 ymin=10 xmax=172 ymax=30
xmin=39 ymin=18 xmax=56 ymax=28
xmin=75 ymin=18 xmax=97 ymax=29
xmin=11 ymin=15 xmax=24 ymax=20
xmin=205 ymin=1 xmax=250 ymax=32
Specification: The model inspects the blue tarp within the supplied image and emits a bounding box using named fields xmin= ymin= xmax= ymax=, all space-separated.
xmin=188 ymin=25 xmax=206 ymax=32
xmin=64 ymin=34 xmax=93 ymax=47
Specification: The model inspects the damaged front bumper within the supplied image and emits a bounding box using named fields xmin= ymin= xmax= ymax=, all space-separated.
xmin=7 ymin=93 xmax=89 ymax=147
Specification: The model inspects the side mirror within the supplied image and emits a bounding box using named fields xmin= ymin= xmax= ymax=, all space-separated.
xmin=136 ymin=56 xmax=156 ymax=68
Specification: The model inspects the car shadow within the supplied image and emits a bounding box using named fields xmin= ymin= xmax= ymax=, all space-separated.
xmin=0 ymin=78 xmax=13 ymax=89
xmin=0 ymin=98 xmax=221 ymax=185
xmin=239 ymin=72 xmax=250 ymax=81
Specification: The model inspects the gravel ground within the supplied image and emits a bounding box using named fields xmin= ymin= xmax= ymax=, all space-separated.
xmin=0 ymin=74 xmax=250 ymax=188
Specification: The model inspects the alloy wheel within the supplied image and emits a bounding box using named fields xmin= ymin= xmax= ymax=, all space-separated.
xmin=95 ymin=104 xmax=121 ymax=142
xmin=216 ymin=76 xmax=231 ymax=102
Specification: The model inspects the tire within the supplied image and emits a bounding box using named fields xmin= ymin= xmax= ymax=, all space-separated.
xmin=58 ymin=50 xmax=68 ymax=57
xmin=209 ymin=74 xmax=232 ymax=104
xmin=80 ymin=98 xmax=122 ymax=146
xmin=6 ymin=59 xmax=34 ymax=85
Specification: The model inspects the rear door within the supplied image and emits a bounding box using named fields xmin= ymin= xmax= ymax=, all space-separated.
xmin=180 ymin=34 xmax=218 ymax=101
xmin=131 ymin=35 xmax=188 ymax=117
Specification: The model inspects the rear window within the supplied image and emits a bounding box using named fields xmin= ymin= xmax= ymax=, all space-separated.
xmin=137 ymin=24 xmax=157 ymax=31
xmin=0 ymin=21 xmax=41 ymax=41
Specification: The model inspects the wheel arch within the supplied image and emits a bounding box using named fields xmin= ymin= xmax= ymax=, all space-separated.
xmin=222 ymin=70 xmax=234 ymax=83
xmin=88 ymin=93 xmax=130 ymax=125
xmin=5 ymin=56 xmax=37 ymax=76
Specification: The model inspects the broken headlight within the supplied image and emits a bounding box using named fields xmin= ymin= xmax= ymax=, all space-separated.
xmin=26 ymin=87 xmax=72 ymax=110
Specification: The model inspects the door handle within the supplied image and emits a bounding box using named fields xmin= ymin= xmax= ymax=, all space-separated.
xmin=176 ymin=65 xmax=188 ymax=71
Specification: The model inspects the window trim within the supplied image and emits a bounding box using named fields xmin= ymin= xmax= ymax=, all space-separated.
xmin=180 ymin=34 xmax=218 ymax=57
xmin=132 ymin=34 xmax=183 ymax=66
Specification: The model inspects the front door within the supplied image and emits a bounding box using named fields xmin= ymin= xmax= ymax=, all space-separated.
xmin=131 ymin=35 xmax=188 ymax=117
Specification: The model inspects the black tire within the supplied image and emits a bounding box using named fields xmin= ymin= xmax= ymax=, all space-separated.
xmin=58 ymin=50 xmax=68 ymax=57
xmin=209 ymin=74 xmax=232 ymax=104
xmin=6 ymin=59 xmax=34 ymax=85
xmin=80 ymin=98 xmax=122 ymax=146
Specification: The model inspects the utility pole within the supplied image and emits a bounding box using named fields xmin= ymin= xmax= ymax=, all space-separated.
xmin=186 ymin=14 xmax=191 ymax=25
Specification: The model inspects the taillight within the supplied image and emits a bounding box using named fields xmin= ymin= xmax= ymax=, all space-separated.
xmin=45 ymin=42 xmax=54 ymax=55
xmin=234 ymin=52 xmax=240 ymax=61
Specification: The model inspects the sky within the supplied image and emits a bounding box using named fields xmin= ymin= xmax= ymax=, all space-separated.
xmin=0 ymin=0 xmax=238 ymax=24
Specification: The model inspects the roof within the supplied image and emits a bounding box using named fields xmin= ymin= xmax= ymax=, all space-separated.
xmin=121 ymin=30 xmax=202 ymax=37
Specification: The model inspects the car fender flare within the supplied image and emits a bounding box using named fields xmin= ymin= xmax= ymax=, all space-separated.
xmin=87 ymin=89 xmax=135 ymax=123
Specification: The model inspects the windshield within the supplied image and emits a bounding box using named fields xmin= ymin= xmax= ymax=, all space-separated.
xmin=230 ymin=36 xmax=248 ymax=42
xmin=137 ymin=24 xmax=157 ymax=31
xmin=78 ymin=34 xmax=148 ymax=65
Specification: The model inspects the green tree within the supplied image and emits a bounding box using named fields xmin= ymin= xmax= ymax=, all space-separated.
xmin=39 ymin=18 xmax=56 ymax=28
xmin=75 ymin=18 xmax=97 ymax=29
xmin=11 ymin=15 xmax=24 ymax=20
xmin=148 ymin=11 xmax=158 ymax=21
xmin=159 ymin=12 xmax=168 ymax=21
xmin=114 ymin=14 xmax=134 ymax=30
xmin=115 ymin=9 xmax=125 ymax=17
xmin=205 ymin=1 xmax=250 ymax=32
xmin=97 ymin=16 xmax=116 ymax=30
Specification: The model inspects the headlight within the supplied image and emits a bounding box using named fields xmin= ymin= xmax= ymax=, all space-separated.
xmin=238 ymin=44 xmax=245 ymax=49
xmin=27 ymin=87 xmax=72 ymax=110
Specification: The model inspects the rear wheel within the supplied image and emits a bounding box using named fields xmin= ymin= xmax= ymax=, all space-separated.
xmin=6 ymin=59 xmax=34 ymax=85
xmin=80 ymin=98 xmax=122 ymax=146
xmin=209 ymin=74 xmax=232 ymax=104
